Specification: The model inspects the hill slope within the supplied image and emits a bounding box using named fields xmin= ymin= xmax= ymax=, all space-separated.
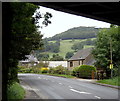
xmin=46 ymin=26 xmax=99 ymax=41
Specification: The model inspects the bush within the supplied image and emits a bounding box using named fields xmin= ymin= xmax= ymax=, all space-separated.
xmin=48 ymin=67 xmax=56 ymax=74
xmin=54 ymin=65 xmax=66 ymax=74
xmin=72 ymin=65 xmax=96 ymax=79
xmin=41 ymin=67 xmax=49 ymax=73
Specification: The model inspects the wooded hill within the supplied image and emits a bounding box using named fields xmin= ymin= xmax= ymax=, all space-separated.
xmin=46 ymin=26 xmax=100 ymax=41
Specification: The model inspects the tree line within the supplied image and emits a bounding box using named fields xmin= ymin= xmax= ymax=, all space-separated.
xmin=45 ymin=26 xmax=100 ymax=41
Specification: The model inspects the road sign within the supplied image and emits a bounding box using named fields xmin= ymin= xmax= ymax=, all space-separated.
xmin=110 ymin=64 xmax=113 ymax=69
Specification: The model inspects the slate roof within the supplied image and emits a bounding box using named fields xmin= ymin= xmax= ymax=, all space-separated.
xmin=68 ymin=48 xmax=93 ymax=61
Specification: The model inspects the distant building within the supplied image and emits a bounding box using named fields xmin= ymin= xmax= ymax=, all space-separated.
xmin=43 ymin=61 xmax=67 ymax=68
xmin=19 ymin=54 xmax=39 ymax=67
xmin=67 ymin=48 xmax=95 ymax=70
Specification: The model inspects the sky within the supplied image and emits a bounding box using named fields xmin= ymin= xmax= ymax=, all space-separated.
xmin=37 ymin=6 xmax=110 ymax=38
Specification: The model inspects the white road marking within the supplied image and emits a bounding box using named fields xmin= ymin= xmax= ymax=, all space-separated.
xmin=94 ymin=96 xmax=101 ymax=99
xmin=69 ymin=86 xmax=73 ymax=88
xmin=70 ymin=89 xmax=91 ymax=94
xmin=38 ymin=77 xmax=41 ymax=79
xmin=59 ymin=83 xmax=62 ymax=85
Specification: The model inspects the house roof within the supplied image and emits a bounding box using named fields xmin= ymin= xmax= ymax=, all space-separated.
xmin=68 ymin=48 xmax=93 ymax=61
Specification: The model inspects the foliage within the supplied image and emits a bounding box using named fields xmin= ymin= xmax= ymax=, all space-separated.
xmin=54 ymin=65 xmax=66 ymax=74
xmin=46 ymin=26 xmax=99 ymax=41
xmin=7 ymin=82 xmax=25 ymax=101
xmin=7 ymin=2 xmax=52 ymax=84
xmin=40 ymin=39 xmax=60 ymax=53
xmin=92 ymin=25 xmax=120 ymax=78
xmin=48 ymin=65 xmax=70 ymax=75
xmin=72 ymin=65 xmax=96 ymax=78
xmin=34 ymin=38 xmax=95 ymax=60
xmin=65 ymin=52 xmax=74 ymax=59
xmin=35 ymin=61 xmax=49 ymax=68
xmin=71 ymin=42 xmax=84 ymax=51
xmin=50 ymin=54 xmax=64 ymax=61
xmin=41 ymin=67 xmax=49 ymax=73
xmin=96 ymin=76 xmax=120 ymax=86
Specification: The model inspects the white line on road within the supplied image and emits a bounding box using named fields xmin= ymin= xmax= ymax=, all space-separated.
xmin=59 ymin=83 xmax=62 ymax=85
xmin=70 ymin=89 xmax=91 ymax=94
xmin=68 ymin=86 xmax=73 ymax=88
xmin=94 ymin=96 xmax=101 ymax=99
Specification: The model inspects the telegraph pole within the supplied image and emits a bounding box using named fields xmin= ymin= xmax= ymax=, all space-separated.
xmin=110 ymin=37 xmax=113 ymax=78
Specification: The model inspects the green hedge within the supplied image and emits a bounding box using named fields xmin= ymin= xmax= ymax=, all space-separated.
xmin=72 ymin=65 xmax=96 ymax=79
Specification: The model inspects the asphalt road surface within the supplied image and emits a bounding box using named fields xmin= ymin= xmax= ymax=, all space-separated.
xmin=18 ymin=73 xmax=118 ymax=100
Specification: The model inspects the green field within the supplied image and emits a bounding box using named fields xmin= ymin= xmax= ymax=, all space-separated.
xmin=45 ymin=38 xmax=95 ymax=59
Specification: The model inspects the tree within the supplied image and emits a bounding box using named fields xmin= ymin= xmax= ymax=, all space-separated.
xmin=92 ymin=25 xmax=120 ymax=78
xmin=5 ymin=3 xmax=52 ymax=85
xmin=65 ymin=52 xmax=74 ymax=59
xmin=37 ymin=53 xmax=49 ymax=61
xmin=71 ymin=42 xmax=84 ymax=51
xmin=50 ymin=54 xmax=64 ymax=61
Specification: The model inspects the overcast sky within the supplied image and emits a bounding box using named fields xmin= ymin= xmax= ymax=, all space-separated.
xmin=37 ymin=6 xmax=110 ymax=38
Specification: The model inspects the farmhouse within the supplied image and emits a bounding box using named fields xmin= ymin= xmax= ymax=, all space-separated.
xmin=19 ymin=54 xmax=39 ymax=67
xmin=67 ymin=48 xmax=95 ymax=70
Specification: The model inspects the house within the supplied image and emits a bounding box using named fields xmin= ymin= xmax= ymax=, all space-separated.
xmin=67 ymin=48 xmax=95 ymax=70
xmin=19 ymin=54 xmax=39 ymax=67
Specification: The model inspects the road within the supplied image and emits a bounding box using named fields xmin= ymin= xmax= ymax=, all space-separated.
xmin=18 ymin=73 xmax=118 ymax=100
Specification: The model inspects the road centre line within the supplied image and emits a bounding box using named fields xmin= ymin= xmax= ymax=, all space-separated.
xmin=70 ymin=89 xmax=91 ymax=94
xmin=59 ymin=83 xmax=62 ymax=85
xmin=68 ymin=86 xmax=73 ymax=88
xmin=94 ymin=96 xmax=101 ymax=99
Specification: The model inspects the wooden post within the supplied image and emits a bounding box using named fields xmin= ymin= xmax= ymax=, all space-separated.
xmin=92 ymin=70 xmax=94 ymax=79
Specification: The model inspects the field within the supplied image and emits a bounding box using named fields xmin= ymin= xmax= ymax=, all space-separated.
xmin=44 ymin=38 xmax=95 ymax=59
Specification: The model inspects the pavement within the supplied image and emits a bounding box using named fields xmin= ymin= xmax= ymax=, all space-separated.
xmin=74 ymin=78 xmax=120 ymax=90
xmin=19 ymin=74 xmax=119 ymax=99
xmin=20 ymin=80 xmax=40 ymax=99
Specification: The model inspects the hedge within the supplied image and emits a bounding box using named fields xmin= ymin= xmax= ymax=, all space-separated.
xmin=72 ymin=65 xmax=96 ymax=79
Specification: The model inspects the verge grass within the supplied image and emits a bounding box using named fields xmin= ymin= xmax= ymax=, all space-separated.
xmin=96 ymin=76 xmax=120 ymax=86
xmin=7 ymin=82 xmax=25 ymax=101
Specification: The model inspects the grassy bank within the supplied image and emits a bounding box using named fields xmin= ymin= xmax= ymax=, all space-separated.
xmin=96 ymin=76 xmax=120 ymax=86
xmin=7 ymin=82 xmax=25 ymax=101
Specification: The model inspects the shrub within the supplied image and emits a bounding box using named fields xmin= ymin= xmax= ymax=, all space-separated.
xmin=54 ymin=65 xmax=66 ymax=74
xmin=48 ymin=67 xmax=56 ymax=74
xmin=72 ymin=65 xmax=96 ymax=79
xmin=41 ymin=67 xmax=49 ymax=73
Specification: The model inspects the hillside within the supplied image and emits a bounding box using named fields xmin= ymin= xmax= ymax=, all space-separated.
xmin=46 ymin=26 xmax=99 ymax=41
xmin=35 ymin=38 xmax=95 ymax=60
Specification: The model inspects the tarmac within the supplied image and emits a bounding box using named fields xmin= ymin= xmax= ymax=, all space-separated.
xmin=19 ymin=76 xmax=120 ymax=100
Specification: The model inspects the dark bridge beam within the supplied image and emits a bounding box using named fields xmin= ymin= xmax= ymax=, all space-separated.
xmin=33 ymin=2 xmax=120 ymax=26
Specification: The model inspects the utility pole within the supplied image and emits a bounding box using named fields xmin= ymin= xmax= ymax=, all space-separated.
xmin=110 ymin=37 xmax=113 ymax=78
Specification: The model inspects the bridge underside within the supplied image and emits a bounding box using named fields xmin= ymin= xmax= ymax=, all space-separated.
xmin=34 ymin=2 xmax=120 ymax=26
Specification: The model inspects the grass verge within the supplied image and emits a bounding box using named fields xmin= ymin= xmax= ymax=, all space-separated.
xmin=96 ymin=76 xmax=120 ymax=86
xmin=7 ymin=82 xmax=25 ymax=101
